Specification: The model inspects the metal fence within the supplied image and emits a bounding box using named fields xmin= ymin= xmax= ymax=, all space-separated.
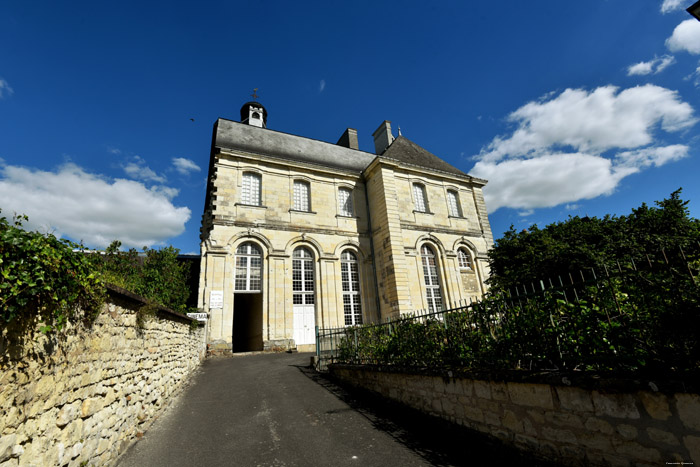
xmin=316 ymin=246 xmax=699 ymax=372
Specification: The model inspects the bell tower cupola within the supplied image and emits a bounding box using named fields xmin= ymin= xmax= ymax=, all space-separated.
xmin=240 ymin=89 xmax=268 ymax=128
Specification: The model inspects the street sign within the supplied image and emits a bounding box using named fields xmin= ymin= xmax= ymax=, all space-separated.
xmin=187 ymin=313 xmax=208 ymax=322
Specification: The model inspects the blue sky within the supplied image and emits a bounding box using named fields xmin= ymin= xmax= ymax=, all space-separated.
xmin=1 ymin=1 xmax=699 ymax=254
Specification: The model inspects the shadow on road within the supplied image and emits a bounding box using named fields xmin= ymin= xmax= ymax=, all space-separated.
xmin=293 ymin=363 xmax=555 ymax=467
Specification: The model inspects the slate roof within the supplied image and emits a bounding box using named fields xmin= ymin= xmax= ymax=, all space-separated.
xmin=380 ymin=136 xmax=468 ymax=178
xmin=214 ymin=118 xmax=375 ymax=173
xmin=214 ymin=118 xmax=476 ymax=181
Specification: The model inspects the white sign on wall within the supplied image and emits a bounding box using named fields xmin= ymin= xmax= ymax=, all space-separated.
xmin=209 ymin=290 xmax=224 ymax=309
xmin=187 ymin=313 xmax=208 ymax=322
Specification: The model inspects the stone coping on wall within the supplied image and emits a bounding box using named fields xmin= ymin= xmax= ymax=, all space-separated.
xmin=105 ymin=283 xmax=203 ymax=326
xmin=329 ymin=363 xmax=700 ymax=395
xmin=329 ymin=364 xmax=700 ymax=466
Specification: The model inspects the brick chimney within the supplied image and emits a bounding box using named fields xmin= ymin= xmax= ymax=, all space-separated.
xmin=372 ymin=120 xmax=394 ymax=155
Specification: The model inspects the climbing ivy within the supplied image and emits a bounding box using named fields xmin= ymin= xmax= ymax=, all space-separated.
xmin=0 ymin=213 xmax=104 ymax=332
xmin=1 ymin=213 xmax=195 ymax=336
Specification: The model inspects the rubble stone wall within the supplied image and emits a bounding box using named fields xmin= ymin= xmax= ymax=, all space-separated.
xmin=0 ymin=286 xmax=207 ymax=466
xmin=330 ymin=365 xmax=700 ymax=466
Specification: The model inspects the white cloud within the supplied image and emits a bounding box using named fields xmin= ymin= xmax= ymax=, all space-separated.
xmin=0 ymin=78 xmax=13 ymax=99
xmin=172 ymin=157 xmax=201 ymax=175
xmin=661 ymin=0 xmax=684 ymax=13
xmin=615 ymin=144 xmax=689 ymax=170
xmin=627 ymin=55 xmax=675 ymax=75
xmin=666 ymin=19 xmax=700 ymax=55
xmin=107 ymin=146 xmax=122 ymax=155
xmin=471 ymin=154 xmax=625 ymax=212
xmin=686 ymin=63 xmax=700 ymax=86
xmin=628 ymin=62 xmax=654 ymax=76
xmin=0 ymin=163 xmax=190 ymax=248
xmin=472 ymin=85 xmax=696 ymax=212
xmin=479 ymin=85 xmax=695 ymax=164
xmin=319 ymin=79 xmax=326 ymax=93
xmin=122 ymin=156 xmax=166 ymax=183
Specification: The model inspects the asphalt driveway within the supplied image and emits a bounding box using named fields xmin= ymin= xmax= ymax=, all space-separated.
xmin=117 ymin=352 xmax=543 ymax=467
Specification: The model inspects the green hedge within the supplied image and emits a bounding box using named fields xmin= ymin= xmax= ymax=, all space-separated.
xmin=337 ymin=253 xmax=700 ymax=374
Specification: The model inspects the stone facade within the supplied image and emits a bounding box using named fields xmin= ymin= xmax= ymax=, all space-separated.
xmin=199 ymin=104 xmax=493 ymax=352
xmin=0 ymin=286 xmax=206 ymax=466
xmin=330 ymin=365 xmax=700 ymax=466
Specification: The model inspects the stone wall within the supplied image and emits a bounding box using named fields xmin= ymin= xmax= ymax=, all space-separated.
xmin=0 ymin=285 xmax=207 ymax=466
xmin=330 ymin=365 xmax=700 ymax=466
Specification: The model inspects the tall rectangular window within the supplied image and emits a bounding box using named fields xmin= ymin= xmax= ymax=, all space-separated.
xmin=341 ymin=251 xmax=362 ymax=326
xmin=293 ymin=180 xmax=310 ymax=211
xmin=421 ymin=245 xmax=443 ymax=313
xmin=338 ymin=187 xmax=353 ymax=217
xmin=241 ymin=172 xmax=261 ymax=206
xmin=447 ymin=190 xmax=462 ymax=217
xmin=413 ymin=183 xmax=428 ymax=212
xmin=292 ymin=247 xmax=314 ymax=305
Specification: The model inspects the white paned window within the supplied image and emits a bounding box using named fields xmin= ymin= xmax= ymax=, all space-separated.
xmin=241 ymin=172 xmax=261 ymax=206
xmin=341 ymin=251 xmax=362 ymax=326
xmin=293 ymin=180 xmax=310 ymax=212
xmin=458 ymin=249 xmax=472 ymax=270
xmin=292 ymin=247 xmax=315 ymax=305
xmin=338 ymin=187 xmax=353 ymax=217
xmin=421 ymin=245 xmax=443 ymax=313
xmin=234 ymin=242 xmax=262 ymax=292
xmin=447 ymin=190 xmax=462 ymax=217
xmin=413 ymin=183 xmax=428 ymax=213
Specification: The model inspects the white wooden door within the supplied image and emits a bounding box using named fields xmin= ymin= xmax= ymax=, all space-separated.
xmin=292 ymin=247 xmax=316 ymax=347
xmin=293 ymin=305 xmax=316 ymax=345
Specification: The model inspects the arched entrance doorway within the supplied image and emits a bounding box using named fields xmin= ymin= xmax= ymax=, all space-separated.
xmin=232 ymin=242 xmax=263 ymax=352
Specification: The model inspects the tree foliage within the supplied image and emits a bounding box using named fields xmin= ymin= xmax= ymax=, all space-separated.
xmin=97 ymin=241 xmax=192 ymax=314
xmin=334 ymin=190 xmax=700 ymax=375
xmin=0 ymin=213 xmax=104 ymax=332
xmin=1 ymin=213 xmax=193 ymax=337
xmin=487 ymin=189 xmax=700 ymax=292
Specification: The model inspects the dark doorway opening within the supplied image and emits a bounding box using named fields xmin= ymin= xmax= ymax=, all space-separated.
xmin=232 ymin=294 xmax=263 ymax=352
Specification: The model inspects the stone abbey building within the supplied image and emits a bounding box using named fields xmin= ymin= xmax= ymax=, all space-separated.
xmin=199 ymin=101 xmax=493 ymax=352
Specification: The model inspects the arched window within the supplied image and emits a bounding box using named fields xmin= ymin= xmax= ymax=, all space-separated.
xmin=235 ymin=242 xmax=262 ymax=292
xmin=338 ymin=187 xmax=353 ymax=217
xmin=458 ymin=248 xmax=473 ymax=270
xmin=241 ymin=172 xmax=261 ymax=206
xmin=413 ymin=183 xmax=429 ymax=213
xmin=447 ymin=190 xmax=462 ymax=217
xmin=293 ymin=180 xmax=311 ymax=212
xmin=420 ymin=245 xmax=443 ymax=313
xmin=341 ymin=250 xmax=362 ymax=325
xmin=292 ymin=247 xmax=314 ymax=305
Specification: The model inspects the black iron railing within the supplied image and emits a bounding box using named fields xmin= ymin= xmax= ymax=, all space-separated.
xmin=317 ymin=247 xmax=699 ymax=374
